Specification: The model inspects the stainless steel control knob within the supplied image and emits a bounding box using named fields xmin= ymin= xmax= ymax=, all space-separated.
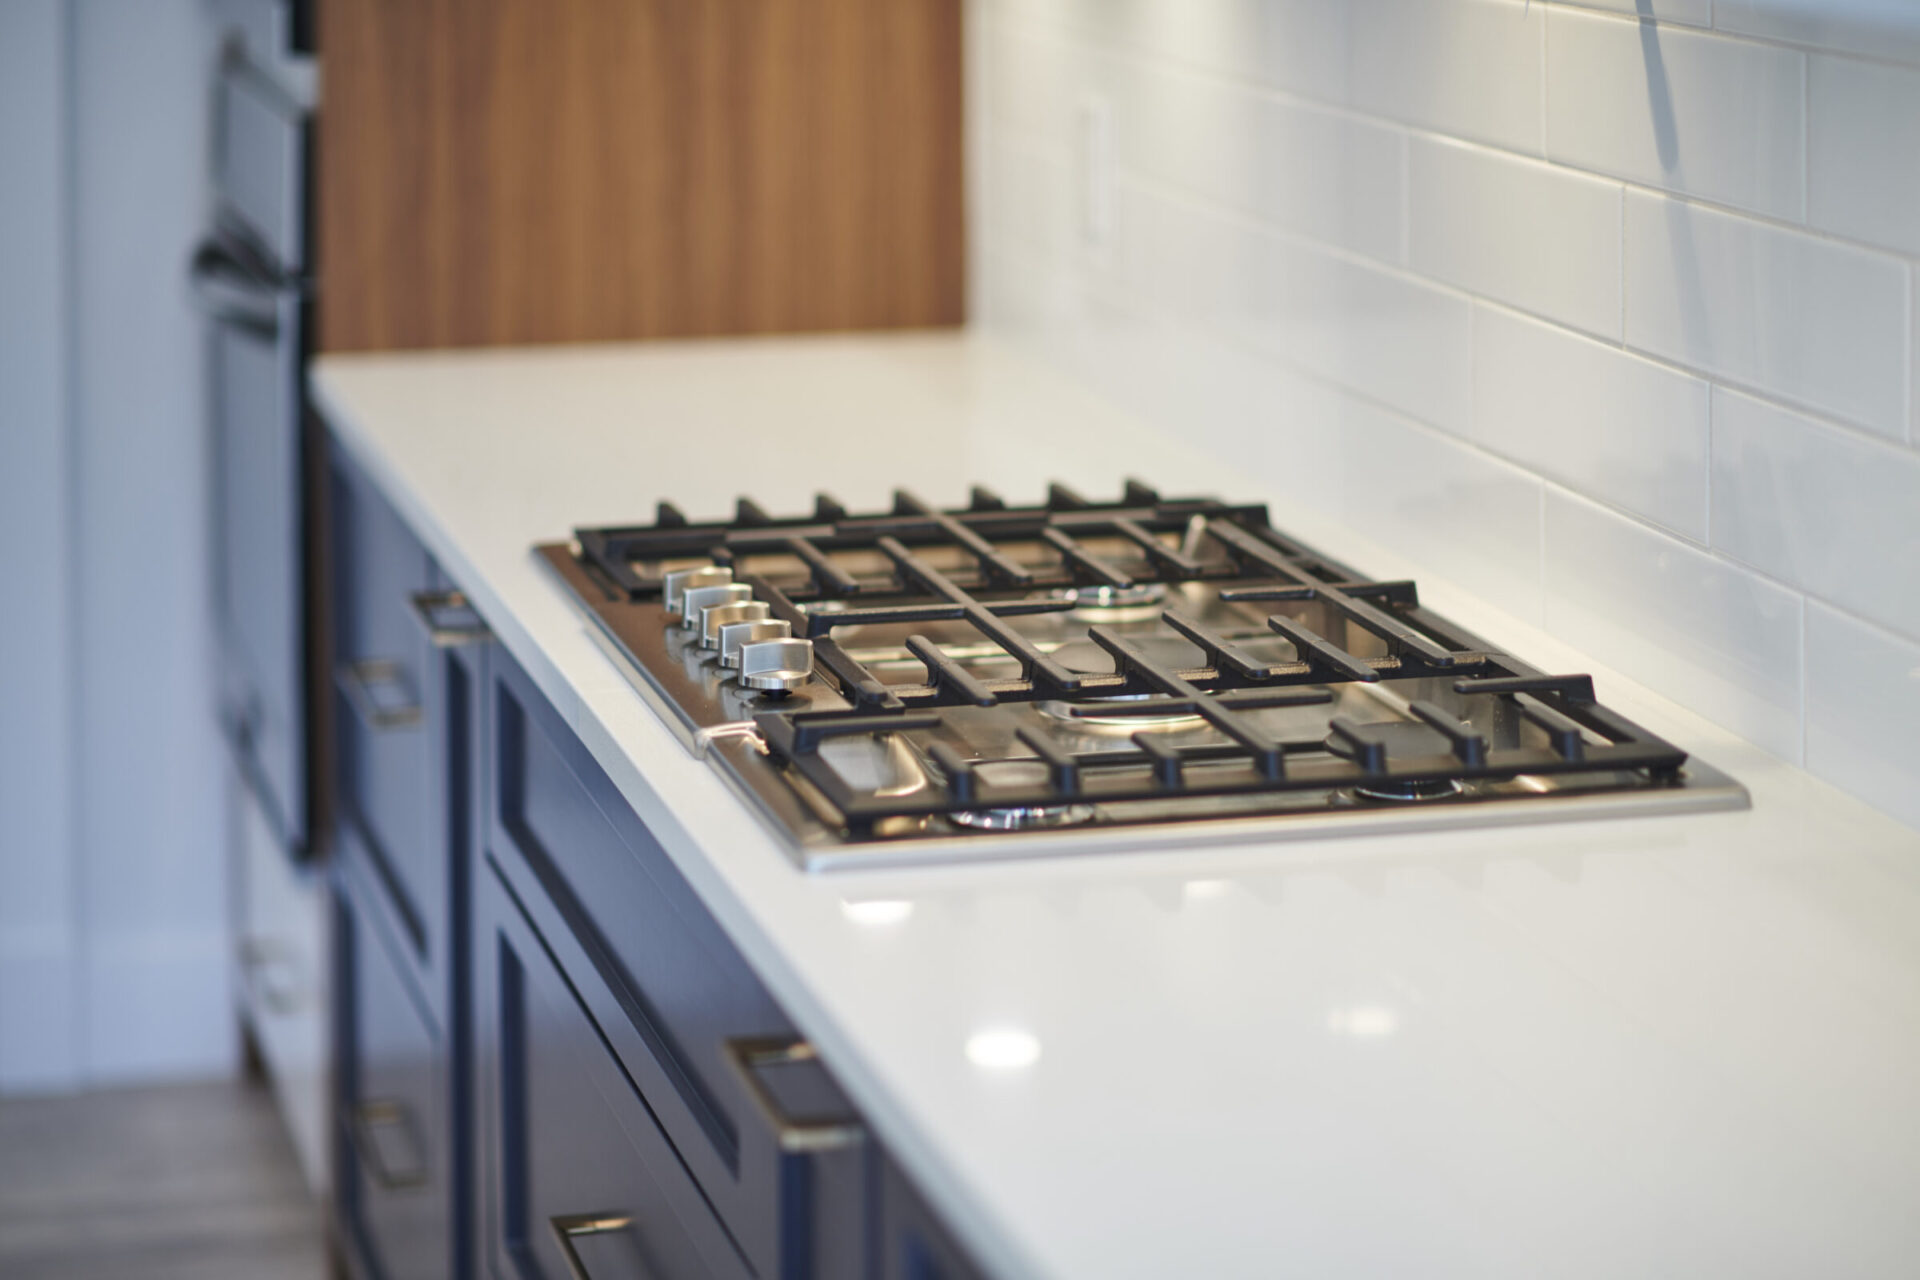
xmin=737 ymin=637 xmax=815 ymax=693
xmin=679 ymin=583 xmax=752 ymax=630
xmin=662 ymin=564 xmax=732 ymax=615
xmin=699 ymin=599 xmax=772 ymax=649
xmin=719 ymin=617 xmax=792 ymax=668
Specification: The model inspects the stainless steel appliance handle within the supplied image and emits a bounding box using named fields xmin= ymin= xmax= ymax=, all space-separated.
xmin=336 ymin=659 xmax=423 ymax=730
xmin=408 ymin=590 xmax=492 ymax=648
xmin=188 ymin=235 xmax=287 ymax=335
xmin=548 ymin=1213 xmax=638 ymax=1280
xmin=348 ymin=1099 xmax=430 ymax=1190
xmin=238 ymin=936 xmax=305 ymax=1016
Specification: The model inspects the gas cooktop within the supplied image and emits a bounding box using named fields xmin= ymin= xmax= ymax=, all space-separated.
xmin=538 ymin=482 xmax=1747 ymax=869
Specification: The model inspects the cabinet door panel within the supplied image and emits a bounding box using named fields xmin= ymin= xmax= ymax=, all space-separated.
xmin=337 ymin=844 xmax=450 ymax=1280
xmin=213 ymin=300 xmax=307 ymax=850
xmin=476 ymin=859 xmax=750 ymax=1280
xmin=331 ymin=452 xmax=445 ymax=982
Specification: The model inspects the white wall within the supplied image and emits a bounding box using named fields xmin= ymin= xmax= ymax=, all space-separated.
xmin=970 ymin=0 xmax=1920 ymax=832
xmin=0 ymin=0 xmax=231 ymax=1092
xmin=0 ymin=0 xmax=80 ymax=1091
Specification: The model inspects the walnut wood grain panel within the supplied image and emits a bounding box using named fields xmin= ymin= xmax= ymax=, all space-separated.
xmin=316 ymin=0 xmax=964 ymax=353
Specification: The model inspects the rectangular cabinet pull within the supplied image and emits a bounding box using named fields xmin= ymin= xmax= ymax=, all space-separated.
xmin=725 ymin=1038 xmax=865 ymax=1153
xmin=348 ymin=1099 xmax=430 ymax=1190
xmin=409 ymin=589 xmax=492 ymax=647
xmin=549 ymin=1212 xmax=637 ymax=1280
xmin=337 ymin=658 xmax=422 ymax=730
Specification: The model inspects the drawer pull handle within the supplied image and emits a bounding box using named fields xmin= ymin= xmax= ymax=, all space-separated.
xmin=409 ymin=589 xmax=491 ymax=648
xmin=348 ymin=1099 xmax=430 ymax=1190
xmin=337 ymin=659 xmax=422 ymax=730
xmin=549 ymin=1212 xmax=636 ymax=1280
xmin=725 ymin=1038 xmax=865 ymax=1154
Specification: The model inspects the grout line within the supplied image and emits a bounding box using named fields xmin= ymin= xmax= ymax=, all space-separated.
xmin=1617 ymin=184 xmax=1627 ymax=341
xmin=1703 ymin=384 xmax=1715 ymax=544
xmin=1799 ymin=48 xmax=1810 ymax=226
xmin=1798 ymin=596 xmax=1810 ymax=767
xmin=1537 ymin=485 xmax=1549 ymax=626
xmin=1539 ymin=2 xmax=1550 ymax=160
xmin=1908 ymin=266 xmax=1916 ymax=446
xmin=1399 ymin=132 xmax=1411 ymax=266
xmin=60 ymin=0 xmax=86 ymax=1088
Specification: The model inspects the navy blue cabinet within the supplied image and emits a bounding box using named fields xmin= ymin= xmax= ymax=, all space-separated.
xmin=330 ymin=442 xmax=486 ymax=1280
xmin=324 ymin=437 xmax=993 ymax=1280
xmin=487 ymin=648 xmax=869 ymax=1280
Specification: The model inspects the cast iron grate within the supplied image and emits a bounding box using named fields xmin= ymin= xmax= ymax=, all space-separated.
xmin=572 ymin=482 xmax=1690 ymax=836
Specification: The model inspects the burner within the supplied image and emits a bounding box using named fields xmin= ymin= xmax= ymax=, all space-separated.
xmin=1351 ymin=777 xmax=1467 ymax=803
xmin=948 ymin=804 xmax=1097 ymax=832
xmin=1326 ymin=720 xmax=1467 ymax=803
xmin=1044 ymin=582 xmax=1169 ymax=618
xmin=1036 ymin=695 xmax=1206 ymax=732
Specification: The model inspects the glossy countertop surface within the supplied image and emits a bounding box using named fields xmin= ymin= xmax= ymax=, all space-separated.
xmin=314 ymin=333 xmax=1920 ymax=1280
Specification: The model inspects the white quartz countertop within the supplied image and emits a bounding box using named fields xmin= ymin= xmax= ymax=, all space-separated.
xmin=314 ymin=333 xmax=1920 ymax=1280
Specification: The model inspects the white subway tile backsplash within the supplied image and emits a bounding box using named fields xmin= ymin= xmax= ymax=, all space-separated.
xmin=1545 ymin=9 xmax=1805 ymax=220
xmin=983 ymin=20 xmax=1082 ymax=151
xmin=1349 ymin=0 xmax=1544 ymax=154
xmin=1473 ymin=305 xmax=1709 ymax=538
xmin=971 ymin=0 xmax=1920 ymax=828
xmin=1324 ymin=396 xmax=1546 ymax=618
xmin=1100 ymin=0 xmax=1352 ymax=103
xmin=1551 ymin=0 xmax=1711 ymax=26
xmin=1408 ymin=138 xmax=1621 ymax=337
xmin=980 ymin=142 xmax=1075 ymax=262
xmin=1110 ymin=60 xmax=1403 ymax=261
xmin=987 ymin=0 xmax=1353 ymax=102
xmin=1543 ymin=490 xmax=1804 ymax=761
xmin=1709 ymin=388 xmax=1920 ymax=640
xmin=1805 ymin=605 xmax=1920 ymax=831
xmin=1118 ymin=184 xmax=1474 ymax=432
xmin=1623 ymin=191 xmax=1909 ymax=439
xmin=1808 ymin=56 xmax=1920 ymax=257
xmin=1713 ymin=0 xmax=1920 ymax=69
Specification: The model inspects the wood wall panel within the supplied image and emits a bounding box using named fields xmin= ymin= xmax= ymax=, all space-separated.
xmin=316 ymin=0 xmax=964 ymax=352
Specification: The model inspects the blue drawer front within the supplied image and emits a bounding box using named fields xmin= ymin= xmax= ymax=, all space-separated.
xmin=487 ymin=647 xmax=868 ymax=1279
xmin=476 ymin=857 xmax=752 ymax=1280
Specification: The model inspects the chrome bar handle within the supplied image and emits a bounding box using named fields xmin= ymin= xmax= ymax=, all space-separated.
xmin=409 ymin=589 xmax=492 ymax=648
xmin=348 ymin=1099 xmax=430 ymax=1190
xmin=336 ymin=658 xmax=422 ymax=730
xmin=549 ymin=1213 xmax=636 ymax=1280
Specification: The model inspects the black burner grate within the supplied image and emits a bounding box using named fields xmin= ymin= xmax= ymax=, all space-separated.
xmin=572 ymin=481 xmax=1690 ymax=836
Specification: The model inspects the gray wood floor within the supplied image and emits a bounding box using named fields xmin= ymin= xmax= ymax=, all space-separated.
xmin=0 ymin=1077 xmax=330 ymax=1280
